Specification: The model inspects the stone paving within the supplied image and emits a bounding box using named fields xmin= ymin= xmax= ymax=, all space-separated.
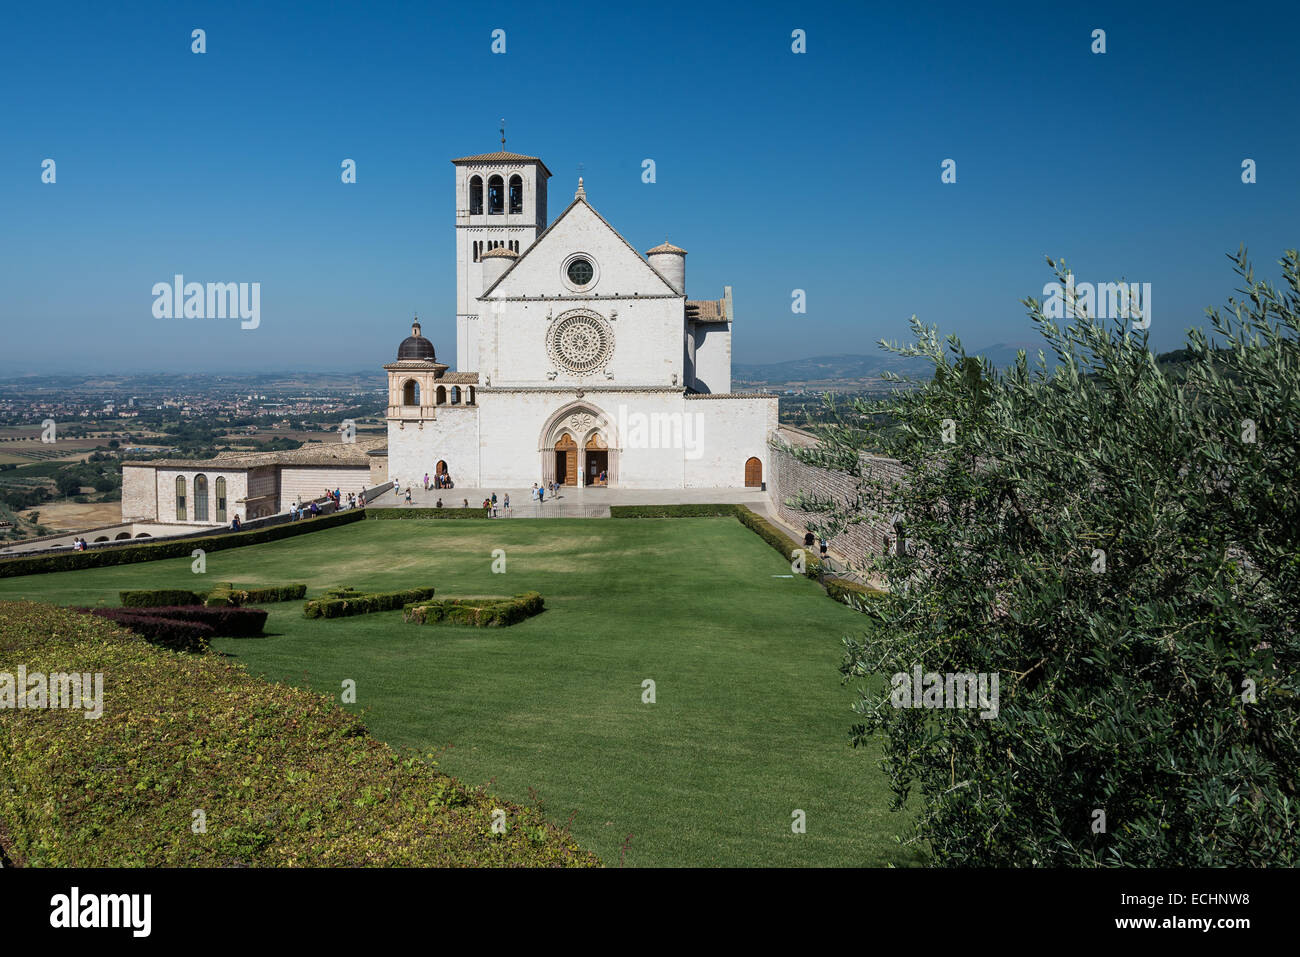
xmin=369 ymin=483 xmax=771 ymax=519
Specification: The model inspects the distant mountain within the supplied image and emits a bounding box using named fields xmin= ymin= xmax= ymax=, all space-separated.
xmin=733 ymin=343 xmax=1045 ymax=388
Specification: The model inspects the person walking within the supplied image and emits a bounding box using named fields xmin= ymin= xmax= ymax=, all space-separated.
xmin=504 ymin=493 xmax=510 ymax=514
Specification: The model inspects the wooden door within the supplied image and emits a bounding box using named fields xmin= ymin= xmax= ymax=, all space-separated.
xmin=744 ymin=456 xmax=762 ymax=487
xmin=556 ymin=434 xmax=578 ymax=486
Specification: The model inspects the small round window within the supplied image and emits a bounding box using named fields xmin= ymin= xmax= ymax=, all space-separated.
xmin=566 ymin=258 xmax=594 ymax=286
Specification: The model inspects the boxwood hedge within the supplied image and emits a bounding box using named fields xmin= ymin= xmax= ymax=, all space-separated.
xmin=0 ymin=600 xmax=596 ymax=867
xmin=366 ymin=508 xmax=487 ymax=520
xmin=204 ymin=583 xmax=308 ymax=607
xmin=609 ymin=504 xmax=743 ymax=518
xmin=121 ymin=588 xmax=205 ymax=608
xmin=0 ymin=510 xmax=363 ymax=578
xmin=404 ymin=592 xmax=544 ymax=628
xmin=303 ymin=586 xmax=437 ymax=619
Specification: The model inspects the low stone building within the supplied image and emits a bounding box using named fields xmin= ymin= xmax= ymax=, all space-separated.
xmin=121 ymin=437 xmax=385 ymax=525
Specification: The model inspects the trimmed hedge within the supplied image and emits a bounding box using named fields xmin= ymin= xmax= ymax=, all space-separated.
xmin=205 ymin=582 xmax=307 ymax=607
xmin=609 ymin=504 xmax=742 ymax=518
xmin=121 ymin=588 xmax=205 ymax=608
xmin=734 ymin=507 xmax=825 ymax=579
xmin=110 ymin=605 xmax=269 ymax=638
xmin=303 ymin=586 xmax=437 ymax=619
xmin=0 ymin=509 xmax=363 ymax=578
xmin=81 ymin=608 xmax=213 ymax=653
xmin=404 ymin=592 xmax=544 ymax=628
xmin=366 ymin=508 xmax=488 ymax=520
xmin=0 ymin=600 xmax=597 ymax=866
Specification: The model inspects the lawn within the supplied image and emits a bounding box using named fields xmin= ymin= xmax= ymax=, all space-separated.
xmin=0 ymin=516 xmax=918 ymax=867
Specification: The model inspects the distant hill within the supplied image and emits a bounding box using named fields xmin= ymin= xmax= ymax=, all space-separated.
xmin=733 ymin=342 xmax=1043 ymax=389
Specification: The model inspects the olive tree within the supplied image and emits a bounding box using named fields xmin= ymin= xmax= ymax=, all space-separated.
xmin=788 ymin=248 xmax=1299 ymax=865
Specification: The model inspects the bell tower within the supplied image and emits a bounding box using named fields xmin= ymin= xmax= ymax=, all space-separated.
xmin=452 ymin=138 xmax=552 ymax=373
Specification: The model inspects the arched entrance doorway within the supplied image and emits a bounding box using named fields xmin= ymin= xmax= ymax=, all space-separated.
xmin=538 ymin=401 xmax=619 ymax=487
xmin=744 ymin=456 xmax=763 ymax=487
xmin=555 ymin=434 xmax=578 ymax=486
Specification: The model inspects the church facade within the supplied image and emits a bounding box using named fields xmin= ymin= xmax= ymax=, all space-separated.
xmin=384 ymin=149 xmax=777 ymax=491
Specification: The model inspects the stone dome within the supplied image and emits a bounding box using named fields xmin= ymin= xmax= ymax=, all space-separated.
xmin=397 ymin=318 xmax=435 ymax=361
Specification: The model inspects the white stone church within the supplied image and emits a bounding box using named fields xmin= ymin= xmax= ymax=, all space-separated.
xmin=115 ymin=148 xmax=777 ymax=531
xmin=382 ymin=148 xmax=776 ymax=491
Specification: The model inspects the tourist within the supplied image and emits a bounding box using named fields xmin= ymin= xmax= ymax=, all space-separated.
xmin=435 ymin=498 xmax=443 ymax=508
xmin=423 ymin=472 xmax=429 ymax=490
xmin=483 ymin=497 xmax=492 ymax=516
xmin=819 ymin=537 xmax=828 ymax=561
xmin=538 ymin=484 xmax=545 ymax=503
xmin=491 ymin=492 xmax=498 ymax=517
xmin=231 ymin=515 xmax=242 ymax=532
xmin=405 ymin=488 xmax=412 ymax=505
xmin=462 ymin=498 xmax=469 ymax=508
xmin=804 ymin=530 xmax=815 ymax=549
xmin=503 ymin=493 xmax=510 ymax=513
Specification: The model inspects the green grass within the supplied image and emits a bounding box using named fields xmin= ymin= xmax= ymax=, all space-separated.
xmin=0 ymin=516 xmax=918 ymax=867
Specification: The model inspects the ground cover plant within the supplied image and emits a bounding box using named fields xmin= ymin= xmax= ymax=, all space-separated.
xmin=0 ymin=600 xmax=595 ymax=867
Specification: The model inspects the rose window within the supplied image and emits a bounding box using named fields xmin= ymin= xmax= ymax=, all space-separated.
xmin=547 ymin=311 xmax=614 ymax=375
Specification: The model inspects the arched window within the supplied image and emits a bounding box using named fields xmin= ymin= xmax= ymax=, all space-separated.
xmin=114 ymin=532 xmax=131 ymax=540
xmin=175 ymin=476 xmax=187 ymax=521
xmin=436 ymin=385 xmax=447 ymax=405
xmin=487 ymin=175 xmax=504 ymax=214
xmin=469 ymin=176 xmax=483 ymax=215
xmin=403 ymin=379 xmax=420 ymax=406
xmin=194 ymin=474 xmax=209 ymax=521
xmin=215 ymin=476 xmax=227 ymax=522
xmin=450 ymin=386 xmax=462 ymax=404
xmin=509 ymin=174 xmax=523 ymax=213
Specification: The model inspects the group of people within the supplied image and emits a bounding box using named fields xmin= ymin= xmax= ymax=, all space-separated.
xmin=479 ymin=492 xmax=509 ymax=517
xmin=290 ymin=489 xmax=366 ymax=521
xmin=71 ymin=536 xmax=91 ymax=551
xmin=531 ymin=481 xmax=564 ymax=502
xmin=423 ymin=470 xmax=454 ymax=489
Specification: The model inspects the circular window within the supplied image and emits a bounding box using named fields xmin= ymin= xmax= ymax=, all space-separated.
xmin=546 ymin=310 xmax=614 ymax=376
xmin=566 ymin=258 xmax=594 ymax=286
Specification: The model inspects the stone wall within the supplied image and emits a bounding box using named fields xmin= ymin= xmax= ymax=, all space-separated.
xmin=767 ymin=434 xmax=907 ymax=564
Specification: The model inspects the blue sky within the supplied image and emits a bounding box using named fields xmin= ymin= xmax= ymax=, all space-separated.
xmin=1 ymin=0 xmax=1297 ymax=373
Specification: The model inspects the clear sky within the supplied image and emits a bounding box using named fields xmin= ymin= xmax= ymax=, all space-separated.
xmin=1 ymin=0 xmax=1297 ymax=373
